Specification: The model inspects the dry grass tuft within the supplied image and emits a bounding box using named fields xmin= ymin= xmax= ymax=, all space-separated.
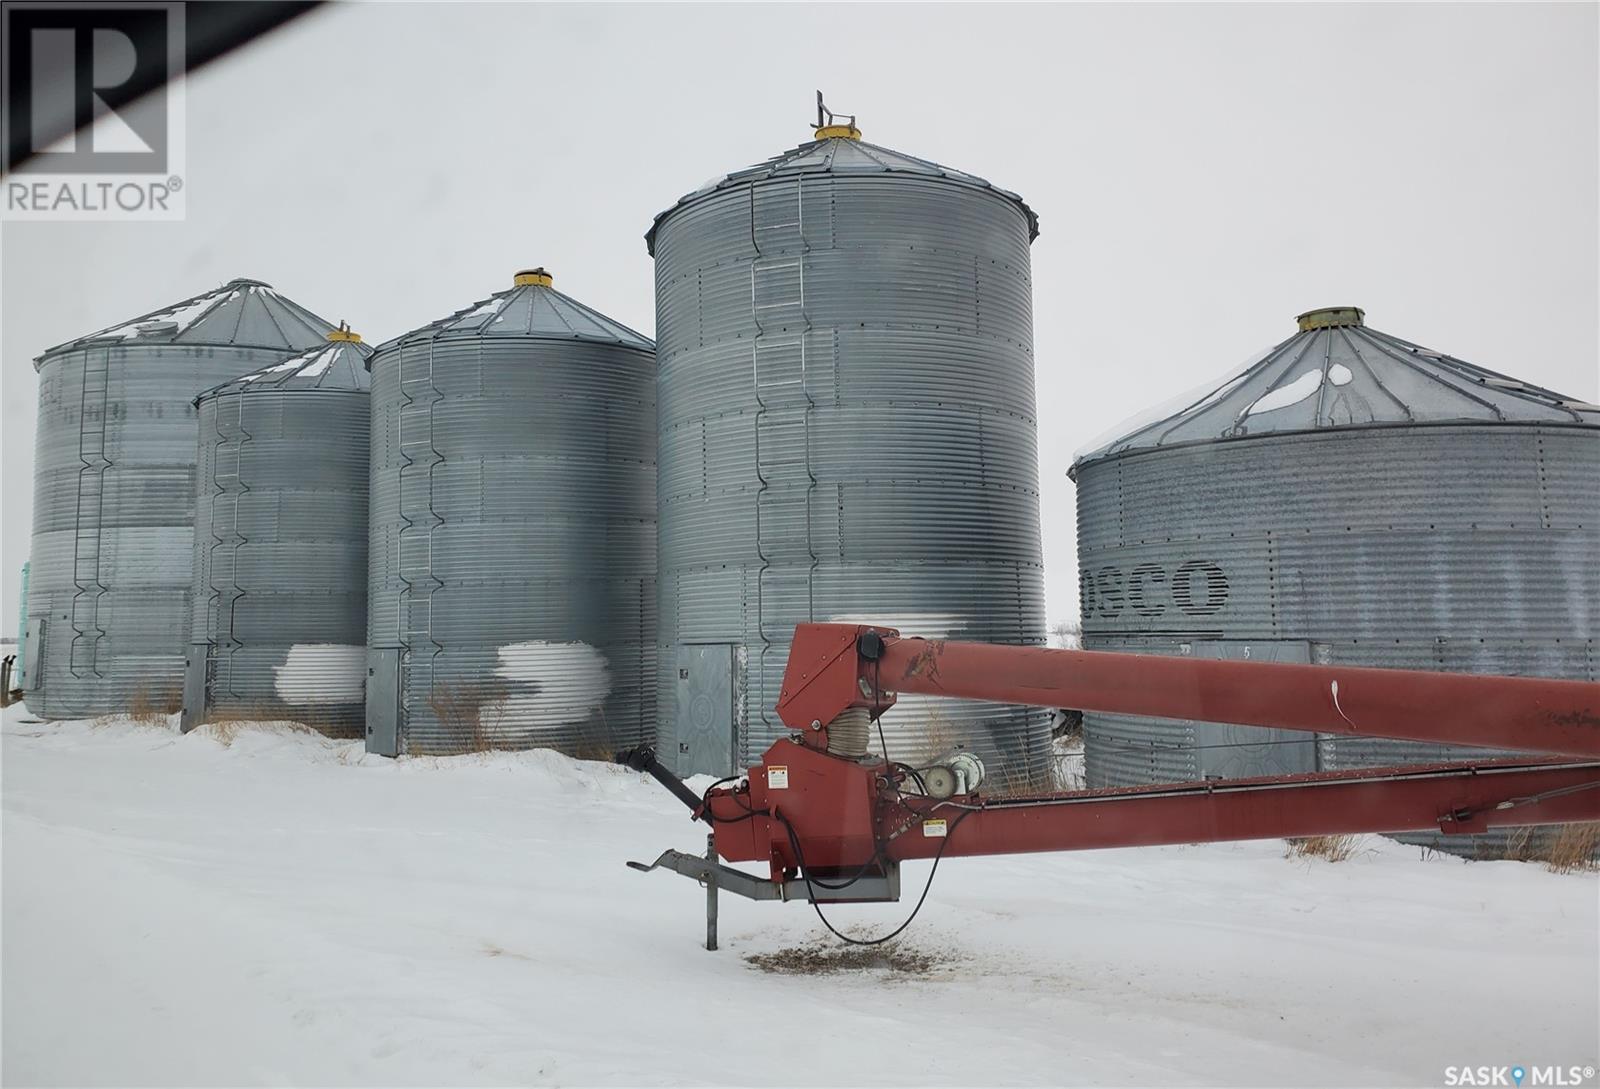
xmin=1497 ymin=826 xmax=1539 ymax=863
xmin=982 ymin=746 xmax=1055 ymax=798
xmin=91 ymin=710 xmax=172 ymax=733
xmin=553 ymin=705 xmax=629 ymax=763
xmin=202 ymin=701 xmax=360 ymax=741
xmin=428 ymin=682 xmax=511 ymax=753
xmin=570 ymin=739 xmax=621 ymax=763
xmin=1540 ymin=823 xmax=1600 ymax=875
xmin=193 ymin=716 xmax=316 ymax=747
xmin=202 ymin=703 xmax=307 ymax=726
xmin=127 ymin=682 xmax=180 ymax=725
xmin=1285 ymin=834 xmax=1362 ymax=863
xmin=1480 ymin=823 xmax=1600 ymax=874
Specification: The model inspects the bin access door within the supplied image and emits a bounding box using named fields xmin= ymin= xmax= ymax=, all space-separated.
xmin=674 ymin=644 xmax=736 ymax=777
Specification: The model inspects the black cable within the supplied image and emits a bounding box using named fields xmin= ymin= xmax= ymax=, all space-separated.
xmin=693 ymin=750 xmax=954 ymax=907
xmin=778 ymin=807 xmax=975 ymax=946
xmin=785 ymin=834 xmax=889 ymax=891
xmin=700 ymin=774 xmax=740 ymax=805
xmin=699 ymin=774 xmax=769 ymax=825
xmin=704 ymin=802 xmax=766 ymax=824
xmin=892 ymin=762 xmax=929 ymax=795
xmin=873 ymin=656 xmax=891 ymax=767
xmin=695 ymin=771 xmax=887 ymax=889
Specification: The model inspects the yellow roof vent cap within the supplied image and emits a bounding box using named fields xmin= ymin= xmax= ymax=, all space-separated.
xmin=1296 ymin=306 xmax=1365 ymax=332
xmin=515 ymin=267 xmax=554 ymax=287
xmin=327 ymin=321 xmax=362 ymax=343
xmin=813 ymin=90 xmax=862 ymax=141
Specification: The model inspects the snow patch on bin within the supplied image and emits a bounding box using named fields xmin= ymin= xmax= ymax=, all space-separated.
xmin=273 ymin=645 xmax=367 ymax=705
xmin=825 ymin=613 xmax=968 ymax=640
xmin=489 ymin=640 xmax=613 ymax=728
xmin=1244 ymin=363 xmax=1354 ymax=416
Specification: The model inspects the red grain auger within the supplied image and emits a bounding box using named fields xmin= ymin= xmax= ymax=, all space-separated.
xmin=621 ymin=623 xmax=1600 ymax=949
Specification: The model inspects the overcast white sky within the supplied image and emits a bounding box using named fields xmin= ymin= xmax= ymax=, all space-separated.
xmin=2 ymin=1 xmax=1597 ymax=633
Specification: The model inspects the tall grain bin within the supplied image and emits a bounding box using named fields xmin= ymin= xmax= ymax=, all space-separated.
xmin=183 ymin=326 xmax=374 ymax=736
xmin=24 ymin=280 xmax=336 ymax=719
xmin=649 ymin=111 xmax=1049 ymax=782
xmin=1072 ymin=307 xmax=1599 ymax=849
xmin=366 ymin=269 xmax=656 ymax=756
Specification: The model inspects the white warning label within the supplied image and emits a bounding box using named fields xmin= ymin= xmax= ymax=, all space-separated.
xmin=767 ymin=765 xmax=789 ymax=789
xmin=922 ymin=819 xmax=948 ymax=838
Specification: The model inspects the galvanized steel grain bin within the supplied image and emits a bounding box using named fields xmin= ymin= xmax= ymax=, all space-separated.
xmin=183 ymin=327 xmax=374 ymax=736
xmin=1072 ymin=307 xmax=1599 ymax=852
xmin=365 ymin=269 xmax=656 ymax=756
xmin=649 ymin=115 xmax=1050 ymax=782
xmin=24 ymin=280 xmax=336 ymax=719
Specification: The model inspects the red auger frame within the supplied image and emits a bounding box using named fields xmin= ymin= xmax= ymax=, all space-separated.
xmin=623 ymin=624 xmax=1600 ymax=947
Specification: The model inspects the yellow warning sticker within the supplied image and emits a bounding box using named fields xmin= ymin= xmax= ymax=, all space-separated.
xmin=922 ymin=819 xmax=948 ymax=838
xmin=767 ymin=766 xmax=789 ymax=789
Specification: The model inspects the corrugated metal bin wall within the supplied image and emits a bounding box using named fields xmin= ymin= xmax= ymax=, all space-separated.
xmin=25 ymin=281 xmax=335 ymax=718
xmin=1073 ymin=311 xmax=1599 ymax=855
xmin=650 ymin=130 xmax=1051 ymax=784
xmin=1077 ymin=424 xmax=1598 ymax=778
xmin=184 ymin=335 xmax=373 ymax=735
xmin=365 ymin=274 xmax=657 ymax=756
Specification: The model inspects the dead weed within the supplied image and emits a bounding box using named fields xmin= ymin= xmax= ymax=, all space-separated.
xmin=1285 ymin=834 xmax=1363 ymax=863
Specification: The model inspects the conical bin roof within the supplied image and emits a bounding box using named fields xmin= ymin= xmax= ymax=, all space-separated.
xmin=377 ymin=269 xmax=652 ymax=353
xmin=199 ymin=326 xmax=373 ymax=398
xmin=1075 ymin=307 xmax=1600 ymax=468
xmin=38 ymin=277 xmax=336 ymax=363
xmin=646 ymin=130 xmax=1038 ymax=255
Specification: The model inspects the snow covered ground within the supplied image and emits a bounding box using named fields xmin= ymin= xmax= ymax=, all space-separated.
xmin=4 ymin=703 xmax=1596 ymax=1088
